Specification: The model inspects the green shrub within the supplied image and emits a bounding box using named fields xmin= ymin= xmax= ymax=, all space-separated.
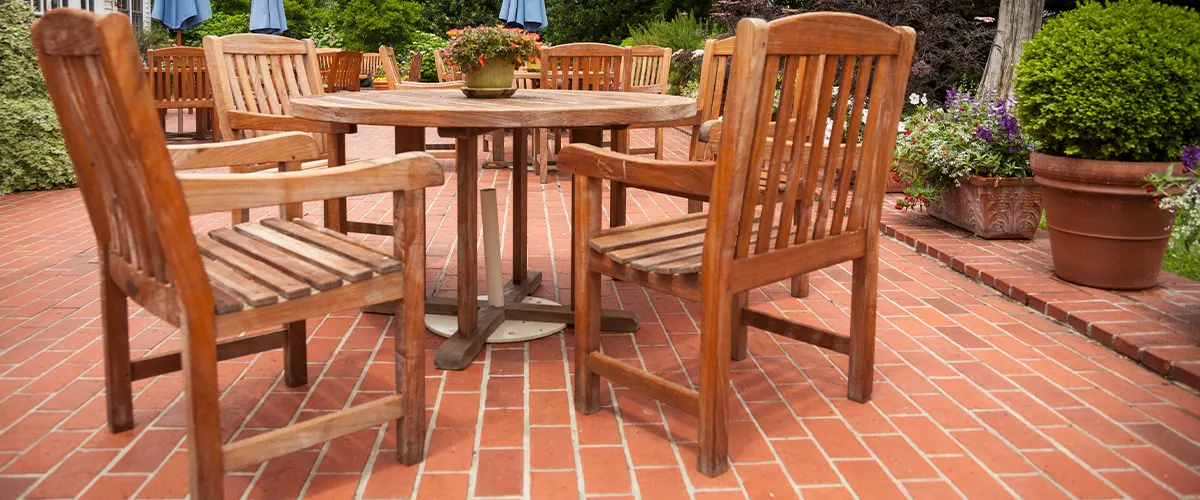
xmin=416 ymin=0 xmax=500 ymax=35
xmin=136 ymin=23 xmax=174 ymax=60
xmin=540 ymin=0 xmax=660 ymax=45
xmin=1014 ymin=0 xmax=1200 ymax=161
xmin=621 ymin=13 xmax=718 ymax=51
xmin=334 ymin=0 xmax=423 ymax=51
xmin=0 ymin=1 xmax=74 ymax=195
xmin=403 ymin=31 xmax=447 ymax=82
xmin=183 ymin=12 xmax=252 ymax=46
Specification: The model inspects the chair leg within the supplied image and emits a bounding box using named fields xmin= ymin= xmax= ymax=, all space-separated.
xmin=396 ymin=188 xmax=427 ymax=465
xmin=730 ymin=292 xmax=748 ymax=361
xmin=847 ymin=254 xmax=879 ymax=403
xmin=790 ymin=274 xmax=810 ymax=298
xmin=101 ymin=268 xmax=133 ymax=433
xmin=182 ymin=327 xmax=226 ymax=499
xmin=282 ymin=321 xmax=307 ymax=387
xmin=687 ymin=200 xmax=704 ymax=214
xmin=574 ymin=176 xmax=603 ymax=414
xmin=610 ymin=129 xmax=629 ymax=229
xmin=654 ymin=127 xmax=665 ymax=160
xmin=697 ymin=290 xmax=733 ymax=477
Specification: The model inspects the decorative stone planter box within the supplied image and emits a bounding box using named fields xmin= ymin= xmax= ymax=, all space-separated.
xmin=926 ymin=176 xmax=1042 ymax=239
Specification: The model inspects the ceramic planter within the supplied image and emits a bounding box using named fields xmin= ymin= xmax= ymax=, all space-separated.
xmin=372 ymin=79 xmax=389 ymax=90
xmin=926 ymin=176 xmax=1042 ymax=239
xmin=465 ymin=60 xmax=517 ymax=90
xmin=1032 ymin=152 xmax=1182 ymax=290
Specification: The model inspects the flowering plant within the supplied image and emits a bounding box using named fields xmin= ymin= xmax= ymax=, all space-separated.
xmin=892 ymin=89 xmax=1034 ymax=210
xmin=1146 ymin=146 xmax=1200 ymax=248
xmin=440 ymin=25 xmax=541 ymax=75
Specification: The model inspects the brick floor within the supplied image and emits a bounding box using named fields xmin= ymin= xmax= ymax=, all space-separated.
xmin=1 ymin=120 xmax=1199 ymax=499
xmin=881 ymin=202 xmax=1200 ymax=391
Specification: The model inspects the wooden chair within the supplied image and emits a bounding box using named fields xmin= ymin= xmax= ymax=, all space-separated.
xmin=316 ymin=46 xmax=338 ymax=77
xmin=34 ymin=9 xmax=442 ymax=499
xmin=559 ymin=13 xmax=914 ymax=477
xmin=623 ymin=45 xmax=673 ymax=159
xmin=203 ymin=34 xmax=356 ymax=228
xmin=433 ymin=49 xmax=464 ymax=82
xmin=361 ymin=49 xmax=383 ymax=80
xmin=146 ymin=46 xmax=215 ymax=139
xmin=377 ymin=45 xmax=423 ymax=89
xmin=538 ymin=43 xmax=632 ymax=200
xmin=327 ymin=50 xmax=364 ymax=92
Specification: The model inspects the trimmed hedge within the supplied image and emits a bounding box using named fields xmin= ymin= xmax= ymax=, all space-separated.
xmin=0 ymin=1 xmax=74 ymax=194
xmin=1014 ymin=0 xmax=1200 ymax=161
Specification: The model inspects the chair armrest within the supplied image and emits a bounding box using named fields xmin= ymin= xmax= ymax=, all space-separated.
xmin=177 ymin=152 xmax=444 ymax=214
xmin=557 ymin=144 xmax=714 ymax=199
xmin=226 ymin=111 xmax=356 ymax=135
xmin=170 ymin=132 xmax=323 ymax=170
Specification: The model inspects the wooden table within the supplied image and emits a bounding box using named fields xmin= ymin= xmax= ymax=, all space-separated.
xmin=290 ymin=89 xmax=696 ymax=369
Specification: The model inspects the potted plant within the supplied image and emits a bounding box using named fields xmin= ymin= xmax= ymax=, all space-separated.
xmin=1013 ymin=0 xmax=1200 ymax=289
xmin=442 ymin=25 xmax=541 ymax=95
xmin=1148 ymin=146 xmax=1200 ymax=271
xmin=893 ymin=89 xmax=1040 ymax=239
xmin=372 ymin=68 xmax=389 ymax=90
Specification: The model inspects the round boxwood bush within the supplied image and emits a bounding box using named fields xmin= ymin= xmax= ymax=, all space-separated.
xmin=0 ymin=1 xmax=74 ymax=195
xmin=1013 ymin=0 xmax=1200 ymax=162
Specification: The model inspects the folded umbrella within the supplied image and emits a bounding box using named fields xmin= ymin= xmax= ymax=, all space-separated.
xmin=499 ymin=0 xmax=546 ymax=31
xmin=152 ymin=0 xmax=212 ymax=31
xmin=250 ymin=0 xmax=288 ymax=35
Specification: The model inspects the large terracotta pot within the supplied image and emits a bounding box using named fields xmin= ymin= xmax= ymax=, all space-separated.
xmin=1032 ymin=152 xmax=1180 ymax=290
xmin=927 ymin=176 xmax=1042 ymax=239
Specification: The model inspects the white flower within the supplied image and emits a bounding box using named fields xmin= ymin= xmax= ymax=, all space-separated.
xmin=909 ymin=93 xmax=920 ymax=105
xmin=921 ymin=94 xmax=928 ymax=105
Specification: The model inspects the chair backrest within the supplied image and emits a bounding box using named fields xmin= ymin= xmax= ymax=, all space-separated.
xmin=145 ymin=46 xmax=213 ymax=108
xmin=361 ymin=50 xmax=383 ymax=80
xmin=627 ymin=45 xmax=671 ymax=94
xmin=316 ymin=47 xmax=338 ymax=73
xmin=34 ymin=10 xmax=214 ymax=327
xmin=540 ymin=43 xmax=631 ymax=91
xmin=433 ymin=50 xmax=463 ymax=82
xmin=703 ymin=14 xmax=914 ymax=278
xmin=203 ymin=34 xmax=326 ymax=149
xmin=690 ymin=37 xmax=736 ymax=161
xmin=327 ymin=50 xmax=363 ymax=92
xmin=379 ymin=45 xmax=402 ymax=89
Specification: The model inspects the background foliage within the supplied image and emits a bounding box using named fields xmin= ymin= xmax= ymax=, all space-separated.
xmin=1014 ymin=0 xmax=1200 ymax=162
xmin=0 ymin=1 xmax=75 ymax=195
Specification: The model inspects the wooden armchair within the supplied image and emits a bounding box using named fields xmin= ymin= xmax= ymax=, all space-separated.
xmin=35 ymin=10 xmax=443 ymax=499
xmin=326 ymin=50 xmax=364 ymax=92
xmin=560 ymin=13 xmax=914 ymax=477
xmin=433 ymin=49 xmax=464 ymax=82
xmin=146 ymin=46 xmax=215 ymax=139
xmin=377 ymin=45 xmax=422 ymax=88
xmin=204 ymin=34 xmax=358 ymax=228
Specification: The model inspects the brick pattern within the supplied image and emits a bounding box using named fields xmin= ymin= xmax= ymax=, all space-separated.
xmin=0 ymin=118 xmax=1198 ymax=499
xmin=881 ymin=204 xmax=1200 ymax=392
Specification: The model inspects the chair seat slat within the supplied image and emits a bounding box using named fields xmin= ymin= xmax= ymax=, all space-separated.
xmin=209 ymin=228 xmax=343 ymax=290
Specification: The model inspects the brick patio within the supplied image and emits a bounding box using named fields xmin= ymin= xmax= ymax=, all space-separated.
xmin=1 ymin=122 xmax=1198 ymax=499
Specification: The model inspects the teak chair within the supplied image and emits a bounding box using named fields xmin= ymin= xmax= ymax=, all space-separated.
xmin=539 ymin=42 xmax=633 ymax=204
xmin=378 ymin=45 xmax=423 ymax=89
xmin=433 ymin=49 xmax=464 ymax=82
xmin=146 ymin=46 xmax=215 ymax=139
xmin=34 ymin=10 xmax=443 ymax=499
xmin=559 ymin=13 xmax=914 ymax=477
xmin=623 ymin=45 xmax=673 ymax=159
xmin=203 ymin=34 xmax=357 ymax=228
xmin=326 ymin=50 xmax=364 ymax=92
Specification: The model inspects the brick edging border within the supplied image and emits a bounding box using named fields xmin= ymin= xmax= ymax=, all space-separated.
xmin=879 ymin=222 xmax=1200 ymax=394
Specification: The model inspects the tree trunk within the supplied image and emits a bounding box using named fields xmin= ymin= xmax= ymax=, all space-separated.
xmin=979 ymin=0 xmax=1044 ymax=99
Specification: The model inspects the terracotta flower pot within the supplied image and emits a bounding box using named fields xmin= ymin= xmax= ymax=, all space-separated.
xmin=372 ymin=79 xmax=389 ymax=90
xmin=1032 ymin=152 xmax=1180 ymax=290
xmin=927 ymin=176 xmax=1042 ymax=239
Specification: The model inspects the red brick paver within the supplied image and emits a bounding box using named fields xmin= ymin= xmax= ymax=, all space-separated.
xmin=881 ymin=203 xmax=1200 ymax=391
xmin=0 ymin=121 xmax=1198 ymax=498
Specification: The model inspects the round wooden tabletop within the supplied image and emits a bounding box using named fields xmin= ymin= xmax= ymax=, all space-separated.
xmin=289 ymin=89 xmax=696 ymax=129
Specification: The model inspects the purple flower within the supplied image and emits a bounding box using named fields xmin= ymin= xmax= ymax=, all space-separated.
xmin=1182 ymin=145 xmax=1199 ymax=173
xmin=975 ymin=126 xmax=994 ymax=142
xmin=999 ymin=115 xmax=1019 ymax=139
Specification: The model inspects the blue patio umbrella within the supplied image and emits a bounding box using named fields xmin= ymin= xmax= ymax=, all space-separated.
xmin=499 ymin=0 xmax=547 ymax=31
xmin=250 ymin=0 xmax=288 ymax=34
xmin=151 ymin=0 xmax=211 ymax=31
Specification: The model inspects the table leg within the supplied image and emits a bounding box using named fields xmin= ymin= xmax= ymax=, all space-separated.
xmin=323 ymin=133 xmax=348 ymax=232
xmin=610 ymin=129 xmax=629 ymax=229
xmin=456 ymin=135 xmax=479 ymax=337
xmin=512 ymin=128 xmax=529 ymax=284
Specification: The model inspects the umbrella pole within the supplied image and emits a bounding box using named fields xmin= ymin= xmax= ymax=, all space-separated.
xmin=176 ymin=30 xmax=182 ymax=46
